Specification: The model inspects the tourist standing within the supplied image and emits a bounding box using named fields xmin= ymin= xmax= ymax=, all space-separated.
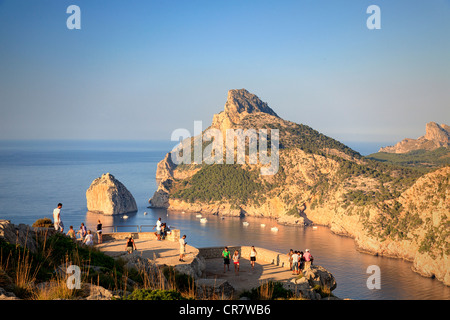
xmin=287 ymin=249 xmax=294 ymax=270
xmin=78 ymin=223 xmax=87 ymax=240
xmin=179 ymin=235 xmax=187 ymax=262
xmin=303 ymin=249 xmax=314 ymax=269
xmin=154 ymin=217 xmax=162 ymax=240
xmin=96 ymin=220 xmax=103 ymax=244
xmin=53 ymin=203 xmax=63 ymax=232
xmin=291 ymin=251 xmax=300 ymax=275
xmin=232 ymin=250 xmax=240 ymax=275
xmin=222 ymin=247 xmax=231 ymax=273
xmin=299 ymin=251 xmax=304 ymax=271
xmin=249 ymin=246 xmax=257 ymax=271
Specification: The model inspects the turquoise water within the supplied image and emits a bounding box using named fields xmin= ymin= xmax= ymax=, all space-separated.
xmin=0 ymin=140 xmax=449 ymax=300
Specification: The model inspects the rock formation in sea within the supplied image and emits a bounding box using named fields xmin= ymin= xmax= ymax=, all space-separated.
xmin=86 ymin=173 xmax=137 ymax=215
xmin=149 ymin=88 xmax=450 ymax=287
xmin=379 ymin=122 xmax=449 ymax=153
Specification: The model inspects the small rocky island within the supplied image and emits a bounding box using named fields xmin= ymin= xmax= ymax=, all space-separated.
xmin=86 ymin=173 xmax=137 ymax=215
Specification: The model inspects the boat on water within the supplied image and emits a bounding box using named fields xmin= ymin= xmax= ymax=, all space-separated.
xmin=122 ymin=215 xmax=129 ymax=219
xmin=200 ymin=218 xmax=207 ymax=223
xmin=260 ymin=224 xmax=266 ymax=227
xmin=243 ymin=222 xmax=249 ymax=226
xmin=196 ymin=214 xmax=202 ymax=218
xmin=271 ymin=227 xmax=279 ymax=232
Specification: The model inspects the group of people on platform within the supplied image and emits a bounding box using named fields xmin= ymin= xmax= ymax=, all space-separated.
xmin=221 ymin=246 xmax=258 ymax=275
xmin=53 ymin=204 xmax=315 ymax=272
xmin=52 ymin=203 xmax=104 ymax=246
xmin=221 ymin=246 xmax=314 ymax=276
xmin=287 ymin=248 xmax=314 ymax=275
xmin=153 ymin=217 xmax=171 ymax=241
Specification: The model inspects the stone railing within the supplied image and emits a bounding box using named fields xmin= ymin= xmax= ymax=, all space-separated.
xmin=101 ymin=229 xmax=180 ymax=242
xmin=198 ymin=245 xmax=291 ymax=269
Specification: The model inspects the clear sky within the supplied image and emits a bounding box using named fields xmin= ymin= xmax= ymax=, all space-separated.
xmin=0 ymin=0 xmax=449 ymax=148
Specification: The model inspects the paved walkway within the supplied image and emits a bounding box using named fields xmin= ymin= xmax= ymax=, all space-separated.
xmin=96 ymin=237 xmax=299 ymax=293
xmin=203 ymin=257 xmax=298 ymax=292
xmin=95 ymin=237 xmax=199 ymax=266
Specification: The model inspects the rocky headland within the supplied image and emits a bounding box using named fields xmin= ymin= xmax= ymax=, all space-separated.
xmin=149 ymin=89 xmax=450 ymax=286
xmin=379 ymin=122 xmax=449 ymax=153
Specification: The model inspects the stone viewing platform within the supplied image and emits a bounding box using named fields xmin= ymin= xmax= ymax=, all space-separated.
xmin=97 ymin=231 xmax=338 ymax=299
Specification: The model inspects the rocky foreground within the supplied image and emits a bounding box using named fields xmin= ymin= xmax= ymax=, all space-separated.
xmin=0 ymin=220 xmax=339 ymax=300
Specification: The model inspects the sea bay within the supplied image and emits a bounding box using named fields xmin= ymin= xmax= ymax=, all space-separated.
xmin=0 ymin=140 xmax=449 ymax=300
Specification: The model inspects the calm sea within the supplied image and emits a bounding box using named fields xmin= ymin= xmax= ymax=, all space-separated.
xmin=0 ymin=140 xmax=448 ymax=300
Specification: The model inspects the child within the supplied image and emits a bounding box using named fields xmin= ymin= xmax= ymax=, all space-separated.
xmin=232 ymin=250 xmax=240 ymax=275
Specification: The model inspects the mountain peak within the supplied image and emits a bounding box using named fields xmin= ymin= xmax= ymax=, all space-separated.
xmin=211 ymin=89 xmax=279 ymax=131
xmin=225 ymin=89 xmax=279 ymax=120
xmin=424 ymin=122 xmax=450 ymax=144
xmin=379 ymin=121 xmax=449 ymax=153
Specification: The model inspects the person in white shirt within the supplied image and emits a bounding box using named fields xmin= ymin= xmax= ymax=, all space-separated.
xmin=83 ymin=230 xmax=94 ymax=246
xmin=179 ymin=235 xmax=187 ymax=262
xmin=291 ymin=251 xmax=300 ymax=275
xmin=155 ymin=217 xmax=162 ymax=240
xmin=53 ymin=203 xmax=63 ymax=232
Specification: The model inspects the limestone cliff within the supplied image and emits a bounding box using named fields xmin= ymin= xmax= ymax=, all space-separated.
xmin=149 ymin=89 xmax=449 ymax=286
xmin=379 ymin=122 xmax=449 ymax=153
xmin=87 ymin=173 xmax=137 ymax=215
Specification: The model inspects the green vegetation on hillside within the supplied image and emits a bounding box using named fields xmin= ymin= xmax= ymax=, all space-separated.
xmin=255 ymin=117 xmax=361 ymax=159
xmin=367 ymin=148 xmax=450 ymax=169
xmin=338 ymin=158 xmax=425 ymax=206
xmin=172 ymin=164 xmax=266 ymax=205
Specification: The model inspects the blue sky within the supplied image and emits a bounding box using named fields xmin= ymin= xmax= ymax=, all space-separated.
xmin=0 ymin=0 xmax=449 ymax=149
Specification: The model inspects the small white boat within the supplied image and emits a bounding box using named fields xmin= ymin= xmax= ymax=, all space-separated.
xmin=143 ymin=212 xmax=148 ymax=215
xmin=196 ymin=214 xmax=202 ymax=218
xmin=182 ymin=211 xmax=185 ymax=214
xmin=260 ymin=224 xmax=266 ymax=227
xmin=312 ymin=226 xmax=318 ymax=230
xmin=271 ymin=227 xmax=279 ymax=232
xmin=122 ymin=215 xmax=129 ymax=219
xmin=200 ymin=218 xmax=207 ymax=223
xmin=243 ymin=222 xmax=249 ymax=226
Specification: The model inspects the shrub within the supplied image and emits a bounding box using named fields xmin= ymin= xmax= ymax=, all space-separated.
xmin=240 ymin=281 xmax=292 ymax=300
xmin=124 ymin=288 xmax=184 ymax=300
xmin=32 ymin=218 xmax=53 ymax=228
